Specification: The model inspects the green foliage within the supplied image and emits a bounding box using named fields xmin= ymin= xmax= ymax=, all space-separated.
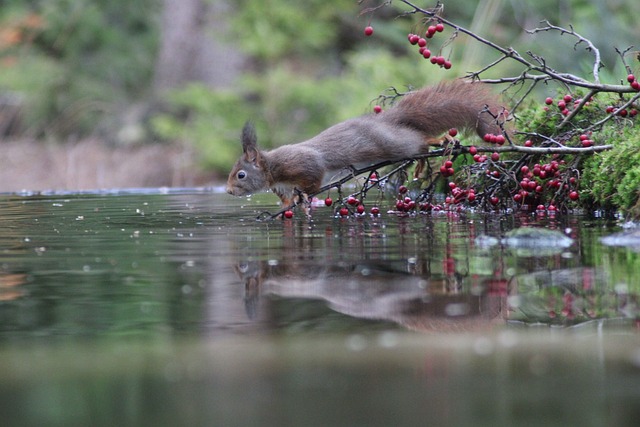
xmin=0 ymin=0 xmax=159 ymax=136
xmin=150 ymin=84 xmax=248 ymax=171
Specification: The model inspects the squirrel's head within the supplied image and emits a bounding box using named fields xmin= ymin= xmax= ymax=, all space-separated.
xmin=226 ymin=122 xmax=270 ymax=197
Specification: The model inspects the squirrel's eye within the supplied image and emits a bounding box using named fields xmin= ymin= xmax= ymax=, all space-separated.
xmin=237 ymin=170 xmax=247 ymax=180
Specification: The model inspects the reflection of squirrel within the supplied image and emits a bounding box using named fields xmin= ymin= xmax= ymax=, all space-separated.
xmin=226 ymin=80 xmax=502 ymax=206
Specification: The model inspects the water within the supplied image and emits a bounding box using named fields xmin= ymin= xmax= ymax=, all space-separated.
xmin=1 ymin=189 xmax=640 ymax=426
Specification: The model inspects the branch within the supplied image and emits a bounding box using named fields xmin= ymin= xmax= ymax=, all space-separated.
xmin=526 ymin=20 xmax=603 ymax=84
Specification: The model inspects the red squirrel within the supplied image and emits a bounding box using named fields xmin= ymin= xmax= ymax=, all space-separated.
xmin=226 ymin=80 xmax=502 ymax=206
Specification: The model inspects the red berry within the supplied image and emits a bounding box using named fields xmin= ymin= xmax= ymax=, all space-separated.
xmin=422 ymin=48 xmax=431 ymax=59
xmin=619 ymin=109 xmax=628 ymax=117
xmin=398 ymin=185 xmax=408 ymax=194
xmin=483 ymin=134 xmax=493 ymax=143
xmin=467 ymin=193 xmax=476 ymax=202
xmin=448 ymin=181 xmax=457 ymax=190
xmin=339 ymin=207 xmax=349 ymax=216
xmin=347 ymin=196 xmax=358 ymax=205
xmin=469 ymin=146 xmax=478 ymax=155
xmin=563 ymin=94 xmax=573 ymax=103
xmin=429 ymin=56 xmax=438 ymax=64
xmin=373 ymin=105 xmax=382 ymax=114
xmin=548 ymin=204 xmax=557 ymax=211
xmin=370 ymin=206 xmax=380 ymax=215
xmin=324 ymin=197 xmax=333 ymax=207
xmin=632 ymin=81 xmax=640 ymax=91
xmin=606 ymin=106 xmax=615 ymax=114
xmin=356 ymin=204 xmax=365 ymax=214
xmin=418 ymin=38 xmax=427 ymax=47
xmin=627 ymin=74 xmax=636 ymax=83
xmin=491 ymin=152 xmax=500 ymax=161
xmin=409 ymin=34 xmax=419 ymax=45
xmin=536 ymin=204 xmax=545 ymax=211
xmin=473 ymin=154 xmax=481 ymax=163
xmin=443 ymin=60 xmax=452 ymax=70
xmin=495 ymin=134 xmax=505 ymax=145
xmin=426 ymin=26 xmax=437 ymax=37
xmin=283 ymin=210 xmax=294 ymax=219
xmin=435 ymin=23 xmax=444 ymax=32
xmin=444 ymin=160 xmax=453 ymax=168
xmin=631 ymin=109 xmax=638 ymax=117
xmin=569 ymin=191 xmax=579 ymax=201
xmin=545 ymin=97 xmax=553 ymax=105
xmin=448 ymin=128 xmax=458 ymax=137
xmin=364 ymin=26 xmax=374 ymax=36
xmin=524 ymin=140 xmax=533 ymax=147
xmin=489 ymin=196 xmax=499 ymax=206
xmin=521 ymin=165 xmax=530 ymax=174
xmin=435 ymin=56 xmax=446 ymax=66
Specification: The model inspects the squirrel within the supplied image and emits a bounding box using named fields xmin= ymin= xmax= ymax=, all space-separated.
xmin=226 ymin=80 xmax=502 ymax=207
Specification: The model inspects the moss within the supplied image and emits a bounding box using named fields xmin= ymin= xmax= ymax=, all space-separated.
xmin=581 ymin=124 xmax=640 ymax=217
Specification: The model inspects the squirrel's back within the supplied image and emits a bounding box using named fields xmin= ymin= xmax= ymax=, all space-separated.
xmin=380 ymin=80 xmax=501 ymax=138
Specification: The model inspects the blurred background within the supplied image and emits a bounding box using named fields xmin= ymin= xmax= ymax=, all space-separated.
xmin=0 ymin=0 xmax=637 ymax=192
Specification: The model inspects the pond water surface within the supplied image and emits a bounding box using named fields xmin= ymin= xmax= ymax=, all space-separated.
xmin=1 ymin=189 xmax=640 ymax=426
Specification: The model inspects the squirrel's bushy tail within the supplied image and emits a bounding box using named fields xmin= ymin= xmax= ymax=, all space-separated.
xmin=382 ymin=80 xmax=502 ymax=138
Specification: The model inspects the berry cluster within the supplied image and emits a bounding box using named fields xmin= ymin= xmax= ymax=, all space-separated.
xmin=394 ymin=185 xmax=439 ymax=213
xmin=605 ymin=104 xmax=638 ymax=118
xmin=482 ymin=133 xmax=506 ymax=145
xmin=513 ymin=159 xmax=580 ymax=211
xmin=324 ymin=192 xmax=382 ymax=218
xmin=628 ymin=73 xmax=640 ymax=91
xmin=444 ymin=181 xmax=476 ymax=206
xmin=406 ymin=22 xmax=452 ymax=69
xmin=543 ymin=93 xmax=588 ymax=117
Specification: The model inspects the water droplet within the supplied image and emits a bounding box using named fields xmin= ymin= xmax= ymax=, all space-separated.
xmin=473 ymin=337 xmax=494 ymax=356
xmin=445 ymin=302 xmax=469 ymax=317
xmin=345 ymin=334 xmax=367 ymax=352
xmin=377 ymin=331 xmax=398 ymax=348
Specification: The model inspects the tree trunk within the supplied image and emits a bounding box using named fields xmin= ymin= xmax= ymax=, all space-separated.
xmin=153 ymin=0 xmax=245 ymax=94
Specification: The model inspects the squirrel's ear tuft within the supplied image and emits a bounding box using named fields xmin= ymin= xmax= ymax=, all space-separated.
xmin=241 ymin=121 xmax=259 ymax=163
